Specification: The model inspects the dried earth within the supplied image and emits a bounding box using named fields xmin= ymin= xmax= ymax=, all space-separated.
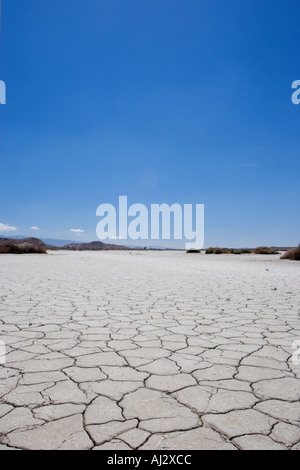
xmin=0 ymin=250 xmax=299 ymax=450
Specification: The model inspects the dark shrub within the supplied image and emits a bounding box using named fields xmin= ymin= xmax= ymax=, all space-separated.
xmin=253 ymin=246 xmax=279 ymax=255
xmin=231 ymin=249 xmax=252 ymax=255
xmin=205 ymin=247 xmax=225 ymax=254
xmin=280 ymin=245 xmax=300 ymax=261
xmin=0 ymin=244 xmax=46 ymax=254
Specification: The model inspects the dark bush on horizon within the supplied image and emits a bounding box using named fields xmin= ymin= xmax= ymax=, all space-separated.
xmin=0 ymin=244 xmax=46 ymax=254
xmin=205 ymin=247 xmax=252 ymax=255
xmin=252 ymin=246 xmax=279 ymax=255
xmin=280 ymin=245 xmax=300 ymax=261
xmin=205 ymin=247 xmax=224 ymax=254
xmin=230 ymin=249 xmax=252 ymax=254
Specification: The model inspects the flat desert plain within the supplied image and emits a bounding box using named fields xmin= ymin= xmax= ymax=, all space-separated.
xmin=0 ymin=250 xmax=299 ymax=450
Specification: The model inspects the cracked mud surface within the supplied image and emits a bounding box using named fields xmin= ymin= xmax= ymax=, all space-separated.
xmin=0 ymin=250 xmax=299 ymax=450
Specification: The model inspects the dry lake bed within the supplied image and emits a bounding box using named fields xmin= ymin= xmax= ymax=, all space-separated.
xmin=0 ymin=250 xmax=299 ymax=450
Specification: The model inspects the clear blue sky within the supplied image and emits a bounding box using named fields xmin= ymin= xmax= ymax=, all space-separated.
xmin=0 ymin=0 xmax=299 ymax=247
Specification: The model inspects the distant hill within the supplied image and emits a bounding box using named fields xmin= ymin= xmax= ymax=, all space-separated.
xmin=0 ymin=235 xmax=292 ymax=253
xmin=0 ymin=235 xmax=83 ymax=247
xmin=0 ymin=237 xmax=129 ymax=251
xmin=0 ymin=237 xmax=57 ymax=250
xmin=40 ymin=238 xmax=81 ymax=247
xmin=62 ymin=241 xmax=129 ymax=250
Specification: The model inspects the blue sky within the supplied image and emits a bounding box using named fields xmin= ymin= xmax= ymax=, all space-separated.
xmin=0 ymin=0 xmax=299 ymax=248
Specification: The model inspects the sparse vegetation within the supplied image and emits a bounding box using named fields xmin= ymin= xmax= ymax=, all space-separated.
xmin=205 ymin=247 xmax=224 ymax=254
xmin=280 ymin=245 xmax=300 ymax=261
xmin=205 ymin=247 xmax=252 ymax=255
xmin=230 ymin=249 xmax=252 ymax=255
xmin=0 ymin=244 xmax=46 ymax=254
xmin=252 ymin=246 xmax=279 ymax=255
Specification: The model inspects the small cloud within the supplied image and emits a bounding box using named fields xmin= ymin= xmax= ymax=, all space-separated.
xmin=70 ymin=229 xmax=84 ymax=233
xmin=31 ymin=226 xmax=40 ymax=231
xmin=0 ymin=222 xmax=17 ymax=232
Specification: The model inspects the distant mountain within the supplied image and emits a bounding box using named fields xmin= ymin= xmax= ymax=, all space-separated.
xmin=0 ymin=237 xmax=129 ymax=251
xmin=62 ymin=241 xmax=129 ymax=251
xmin=0 ymin=236 xmax=292 ymax=252
xmin=0 ymin=237 xmax=57 ymax=250
xmin=40 ymin=238 xmax=81 ymax=247
xmin=0 ymin=235 xmax=81 ymax=247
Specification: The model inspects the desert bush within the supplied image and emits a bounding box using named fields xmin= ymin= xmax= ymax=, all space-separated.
xmin=0 ymin=244 xmax=15 ymax=254
xmin=205 ymin=247 xmax=256 ymax=255
xmin=0 ymin=244 xmax=46 ymax=254
xmin=280 ymin=245 xmax=300 ymax=261
xmin=252 ymin=246 xmax=279 ymax=255
xmin=231 ymin=249 xmax=252 ymax=254
xmin=205 ymin=247 xmax=225 ymax=254
xmin=19 ymin=244 xmax=46 ymax=254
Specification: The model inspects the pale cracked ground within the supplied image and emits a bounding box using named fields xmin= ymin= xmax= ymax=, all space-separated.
xmin=0 ymin=250 xmax=299 ymax=451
